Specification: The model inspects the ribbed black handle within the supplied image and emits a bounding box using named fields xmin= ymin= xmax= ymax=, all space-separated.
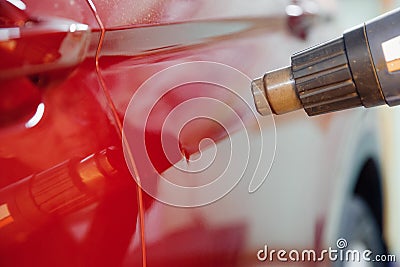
xmin=291 ymin=37 xmax=362 ymax=116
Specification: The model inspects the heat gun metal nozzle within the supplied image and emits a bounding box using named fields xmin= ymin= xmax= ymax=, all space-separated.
xmin=252 ymin=67 xmax=302 ymax=115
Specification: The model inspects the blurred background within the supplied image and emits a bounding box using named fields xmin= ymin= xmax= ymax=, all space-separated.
xmin=346 ymin=0 xmax=400 ymax=258
xmin=319 ymin=0 xmax=400 ymax=259
xmin=324 ymin=0 xmax=400 ymax=257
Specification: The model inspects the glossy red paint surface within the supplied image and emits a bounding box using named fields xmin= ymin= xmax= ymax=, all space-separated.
xmin=0 ymin=1 xmax=144 ymax=266
xmin=0 ymin=1 xmax=328 ymax=266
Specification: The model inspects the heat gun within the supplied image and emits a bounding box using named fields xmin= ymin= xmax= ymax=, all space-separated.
xmin=251 ymin=8 xmax=400 ymax=116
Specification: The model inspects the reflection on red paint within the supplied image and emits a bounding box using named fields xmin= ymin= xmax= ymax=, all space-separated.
xmin=145 ymin=223 xmax=247 ymax=267
xmin=0 ymin=78 xmax=41 ymax=129
xmin=0 ymin=19 xmax=90 ymax=80
xmin=0 ymin=204 xmax=14 ymax=228
xmin=0 ymin=147 xmax=119 ymax=241
xmin=0 ymin=0 xmax=279 ymax=266
xmin=0 ymin=1 xmax=30 ymax=27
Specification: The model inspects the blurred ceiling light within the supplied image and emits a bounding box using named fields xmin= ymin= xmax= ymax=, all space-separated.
xmin=286 ymin=4 xmax=303 ymax=17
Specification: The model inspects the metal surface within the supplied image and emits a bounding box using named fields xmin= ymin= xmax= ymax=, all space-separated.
xmin=263 ymin=66 xmax=302 ymax=115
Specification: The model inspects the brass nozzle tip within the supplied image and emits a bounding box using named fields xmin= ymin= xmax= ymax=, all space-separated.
xmin=251 ymin=66 xmax=303 ymax=116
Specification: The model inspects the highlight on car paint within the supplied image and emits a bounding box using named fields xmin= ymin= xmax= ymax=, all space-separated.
xmin=122 ymin=61 xmax=277 ymax=207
